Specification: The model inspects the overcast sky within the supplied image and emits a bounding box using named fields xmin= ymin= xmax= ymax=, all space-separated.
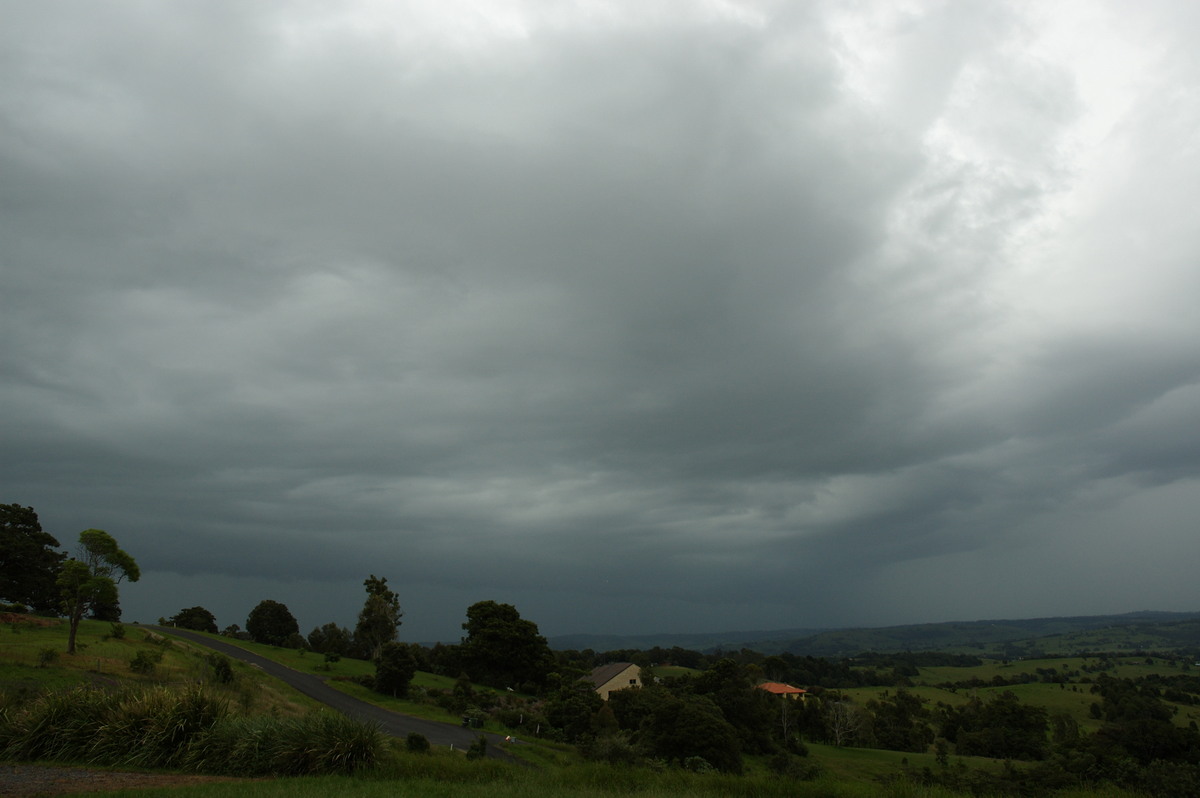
xmin=3 ymin=0 xmax=1199 ymax=643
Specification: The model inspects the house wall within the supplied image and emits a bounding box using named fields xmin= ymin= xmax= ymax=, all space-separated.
xmin=595 ymin=664 xmax=642 ymax=700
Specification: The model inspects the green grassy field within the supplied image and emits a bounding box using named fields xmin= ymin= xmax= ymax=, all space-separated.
xmin=149 ymin=628 xmax=531 ymax=728
xmin=0 ymin=618 xmax=1186 ymax=797
xmin=903 ymin=654 xmax=1200 ymax=730
xmin=0 ymin=618 xmax=323 ymax=715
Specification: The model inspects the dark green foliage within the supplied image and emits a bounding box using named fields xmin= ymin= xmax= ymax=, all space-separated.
xmin=544 ymin=682 xmax=604 ymax=742
xmin=638 ymin=693 xmax=743 ymax=773
xmin=185 ymin=712 xmax=387 ymax=776
xmin=0 ymin=685 xmax=385 ymax=776
xmin=221 ymin=624 xmax=249 ymax=640
xmin=170 ymin=606 xmax=219 ymax=633
xmin=374 ymin=641 xmax=418 ymax=697
xmin=245 ymin=599 xmax=299 ymax=646
xmin=58 ymin=529 xmax=139 ymax=653
xmin=405 ymin=732 xmax=431 ymax=753
xmin=108 ymin=622 xmax=126 ymax=640
xmin=459 ymin=600 xmax=554 ymax=691
xmin=684 ymin=658 xmax=779 ymax=754
xmin=0 ymin=503 xmax=65 ymax=614
xmin=582 ymin=732 xmax=641 ymax=766
xmin=466 ymin=734 xmax=488 ymax=760
xmin=940 ymin=691 xmax=1048 ymax=760
xmin=608 ymin=682 xmax=675 ymax=732
xmin=130 ymin=649 xmax=164 ymax=674
xmin=36 ymin=647 xmax=58 ymax=668
xmin=207 ymin=653 xmax=234 ymax=683
xmin=427 ymin=641 xmax=464 ymax=677
xmin=308 ymin=622 xmax=353 ymax=656
xmin=355 ymin=575 xmax=402 ymax=660
xmin=88 ymin=595 xmax=122 ymax=621
xmin=866 ymin=688 xmax=935 ymax=753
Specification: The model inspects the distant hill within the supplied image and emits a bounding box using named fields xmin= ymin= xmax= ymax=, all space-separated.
xmin=549 ymin=626 xmax=827 ymax=654
xmin=548 ymin=611 xmax=1200 ymax=657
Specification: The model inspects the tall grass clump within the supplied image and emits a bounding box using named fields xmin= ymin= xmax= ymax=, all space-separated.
xmin=0 ymin=686 xmax=122 ymax=762
xmin=92 ymin=685 xmax=227 ymax=768
xmin=185 ymin=711 xmax=386 ymax=776
xmin=0 ymin=685 xmax=386 ymax=776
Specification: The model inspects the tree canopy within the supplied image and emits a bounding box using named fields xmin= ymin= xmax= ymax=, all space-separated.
xmin=374 ymin=641 xmax=418 ymax=697
xmin=169 ymin=606 xmax=219 ymax=633
xmin=246 ymin=599 xmax=299 ymax=647
xmin=459 ymin=600 xmax=554 ymax=691
xmin=57 ymin=529 xmax=139 ymax=653
xmin=0 ymin=503 xmax=65 ymax=613
xmin=354 ymin=574 xmax=402 ymax=660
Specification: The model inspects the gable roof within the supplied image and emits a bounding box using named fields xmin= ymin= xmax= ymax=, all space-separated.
xmin=587 ymin=662 xmax=637 ymax=687
xmin=757 ymin=681 xmax=807 ymax=696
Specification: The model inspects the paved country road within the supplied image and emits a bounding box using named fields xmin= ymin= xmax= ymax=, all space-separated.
xmin=147 ymin=626 xmax=516 ymax=761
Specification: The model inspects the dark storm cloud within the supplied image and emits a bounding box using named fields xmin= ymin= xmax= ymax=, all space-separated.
xmin=3 ymin=0 xmax=1200 ymax=639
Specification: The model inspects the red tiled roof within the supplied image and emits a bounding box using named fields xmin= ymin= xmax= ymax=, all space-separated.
xmin=757 ymin=681 xmax=806 ymax=695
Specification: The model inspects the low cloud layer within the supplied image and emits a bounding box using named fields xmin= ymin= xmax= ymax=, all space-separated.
xmin=3 ymin=1 xmax=1199 ymax=640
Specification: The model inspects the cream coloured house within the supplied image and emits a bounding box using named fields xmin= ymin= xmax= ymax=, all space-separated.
xmin=587 ymin=662 xmax=642 ymax=700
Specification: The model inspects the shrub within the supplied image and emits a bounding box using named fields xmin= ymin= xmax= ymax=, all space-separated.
xmin=466 ymin=734 xmax=488 ymax=760
xmin=0 ymin=685 xmax=384 ymax=776
xmin=582 ymin=732 xmax=641 ymax=766
xmin=109 ymin=622 xmax=126 ymax=640
xmin=130 ymin=649 xmax=163 ymax=674
xmin=405 ymin=732 xmax=431 ymax=753
xmin=207 ymin=653 xmax=234 ymax=684
xmin=374 ymin=642 xmax=417 ymax=697
xmin=36 ymin=647 xmax=58 ymax=668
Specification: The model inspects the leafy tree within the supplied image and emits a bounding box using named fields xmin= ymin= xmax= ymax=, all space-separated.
xmin=88 ymin=596 xmax=122 ymax=622
xmin=867 ymin=688 xmax=935 ymax=753
xmin=221 ymin=623 xmax=249 ymax=640
xmin=459 ymin=600 xmax=554 ymax=691
xmin=245 ymin=599 xmax=299 ymax=646
xmin=940 ymin=691 xmax=1048 ymax=760
xmin=640 ymin=693 xmax=744 ymax=773
xmin=0 ymin=503 xmax=65 ymax=613
xmin=544 ymin=682 xmax=605 ymax=742
xmin=609 ymin=683 xmax=676 ymax=732
xmin=685 ymin=658 xmax=778 ymax=754
xmin=169 ymin=606 xmax=218 ymax=633
xmin=308 ymin=622 xmax=353 ymax=656
xmin=354 ymin=575 xmax=402 ymax=660
xmin=374 ymin=641 xmax=418 ymax=697
xmin=57 ymin=529 xmax=140 ymax=653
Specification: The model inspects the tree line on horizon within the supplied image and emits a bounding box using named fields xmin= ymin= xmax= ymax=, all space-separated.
xmin=9 ymin=500 xmax=1200 ymax=791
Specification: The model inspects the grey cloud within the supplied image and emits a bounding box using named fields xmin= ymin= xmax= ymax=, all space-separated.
xmin=4 ymin=1 xmax=1200 ymax=640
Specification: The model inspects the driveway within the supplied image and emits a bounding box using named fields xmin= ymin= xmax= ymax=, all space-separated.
xmin=147 ymin=626 xmax=516 ymax=760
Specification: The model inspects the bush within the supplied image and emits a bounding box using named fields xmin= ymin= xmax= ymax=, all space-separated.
xmin=186 ymin=712 xmax=387 ymax=776
xmin=0 ymin=685 xmax=385 ymax=776
xmin=374 ymin=642 xmax=417 ymax=697
xmin=582 ymin=733 xmax=641 ymax=766
xmin=405 ymin=732 xmax=431 ymax=753
xmin=466 ymin=734 xmax=488 ymax=760
xmin=130 ymin=649 xmax=164 ymax=674
xmin=108 ymin=623 xmax=126 ymax=640
xmin=207 ymin=653 xmax=234 ymax=684
xmin=36 ymin=647 xmax=58 ymax=668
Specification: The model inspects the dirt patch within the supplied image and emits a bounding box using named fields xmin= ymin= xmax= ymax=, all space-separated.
xmin=0 ymin=765 xmax=255 ymax=796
